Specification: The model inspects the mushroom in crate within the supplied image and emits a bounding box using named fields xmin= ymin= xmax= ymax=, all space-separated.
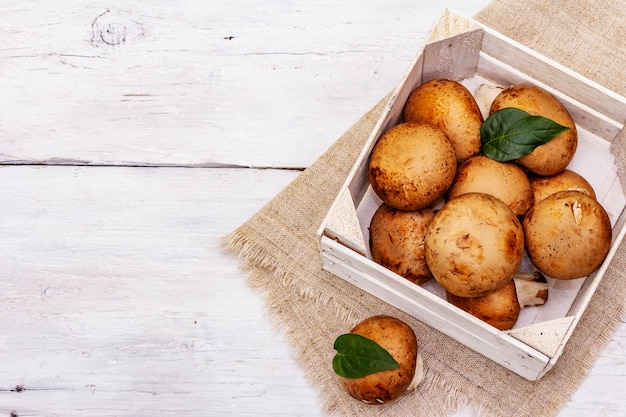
xmin=368 ymin=122 xmax=456 ymax=212
xmin=447 ymin=280 xmax=520 ymax=331
xmin=403 ymin=78 xmax=484 ymax=163
xmin=528 ymin=169 xmax=597 ymax=204
xmin=446 ymin=155 xmax=535 ymax=217
xmin=488 ymin=84 xmax=578 ymax=176
xmin=369 ymin=203 xmax=434 ymax=286
xmin=447 ymin=271 xmax=549 ymax=330
xmin=523 ymin=190 xmax=612 ymax=280
xmin=424 ymin=192 xmax=525 ymax=298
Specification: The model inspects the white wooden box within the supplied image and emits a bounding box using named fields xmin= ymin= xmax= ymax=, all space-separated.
xmin=317 ymin=10 xmax=626 ymax=381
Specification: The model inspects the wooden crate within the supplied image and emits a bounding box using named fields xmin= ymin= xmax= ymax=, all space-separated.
xmin=317 ymin=10 xmax=626 ymax=381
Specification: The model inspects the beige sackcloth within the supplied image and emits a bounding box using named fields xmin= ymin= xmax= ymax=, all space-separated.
xmin=224 ymin=0 xmax=626 ymax=416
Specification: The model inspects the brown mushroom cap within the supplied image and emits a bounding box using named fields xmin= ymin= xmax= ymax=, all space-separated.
xmin=447 ymin=279 xmax=520 ymax=330
xmin=528 ymin=169 xmax=596 ymax=204
xmin=403 ymin=78 xmax=483 ymax=163
xmin=489 ymin=84 xmax=578 ymax=176
xmin=369 ymin=203 xmax=434 ymax=286
xmin=339 ymin=315 xmax=418 ymax=405
xmin=523 ymin=190 xmax=612 ymax=279
xmin=368 ymin=122 xmax=457 ymax=211
xmin=447 ymin=155 xmax=535 ymax=216
xmin=424 ymin=193 xmax=525 ymax=297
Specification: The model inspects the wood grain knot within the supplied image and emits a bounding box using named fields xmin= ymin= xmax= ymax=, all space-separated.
xmin=92 ymin=9 xmax=144 ymax=47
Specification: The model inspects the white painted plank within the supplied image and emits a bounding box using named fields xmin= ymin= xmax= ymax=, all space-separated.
xmin=0 ymin=0 xmax=493 ymax=168
xmin=0 ymin=165 xmax=320 ymax=416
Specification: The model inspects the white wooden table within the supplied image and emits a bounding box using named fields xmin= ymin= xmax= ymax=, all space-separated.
xmin=1 ymin=1 xmax=624 ymax=416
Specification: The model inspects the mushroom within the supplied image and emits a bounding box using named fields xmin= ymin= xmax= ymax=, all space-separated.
xmin=447 ymin=155 xmax=535 ymax=216
xmin=424 ymin=192 xmax=525 ymax=298
xmin=337 ymin=315 xmax=421 ymax=405
xmin=523 ymin=190 xmax=612 ymax=279
xmin=368 ymin=121 xmax=457 ymax=211
xmin=489 ymin=84 xmax=578 ymax=176
xmin=447 ymin=279 xmax=520 ymax=330
xmin=447 ymin=271 xmax=549 ymax=330
xmin=369 ymin=203 xmax=434 ymax=286
xmin=527 ymin=169 xmax=597 ymax=205
xmin=403 ymin=78 xmax=483 ymax=163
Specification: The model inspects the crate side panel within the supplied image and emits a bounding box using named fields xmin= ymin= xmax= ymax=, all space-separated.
xmin=422 ymin=29 xmax=484 ymax=82
xmin=476 ymin=54 xmax=623 ymax=142
xmin=479 ymin=30 xmax=626 ymax=125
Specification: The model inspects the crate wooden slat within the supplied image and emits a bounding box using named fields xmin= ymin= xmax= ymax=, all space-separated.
xmin=317 ymin=10 xmax=626 ymax=381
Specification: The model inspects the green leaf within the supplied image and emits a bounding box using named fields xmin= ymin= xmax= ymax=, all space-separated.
xmin=481 ymin=107 xmax=571 ymax=162
xmin=332 ymin=333 xmax=400 ymax=378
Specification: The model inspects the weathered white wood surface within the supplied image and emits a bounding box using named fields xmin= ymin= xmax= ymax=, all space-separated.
xmin=0 ymin=1 xmax=624 ymax=416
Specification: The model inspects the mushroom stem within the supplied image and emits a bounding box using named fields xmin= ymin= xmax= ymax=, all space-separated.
xmin=513 ymin=271 xmax=549 ymax=307
xmin=474 ymin=84 xmax=504 ymax=119
xmin=407 ymin=352 xmax=424 ymax=391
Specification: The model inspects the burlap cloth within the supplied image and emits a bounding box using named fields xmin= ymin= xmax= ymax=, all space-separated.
xmin=223 ymin=1 xmax=626 ymax=416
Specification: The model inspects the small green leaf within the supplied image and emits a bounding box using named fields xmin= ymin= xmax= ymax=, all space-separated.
xmin=481 ymin=107 xmax=571 ymax=162
xmin=332 ymin=333 xmax=400 ymax=378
